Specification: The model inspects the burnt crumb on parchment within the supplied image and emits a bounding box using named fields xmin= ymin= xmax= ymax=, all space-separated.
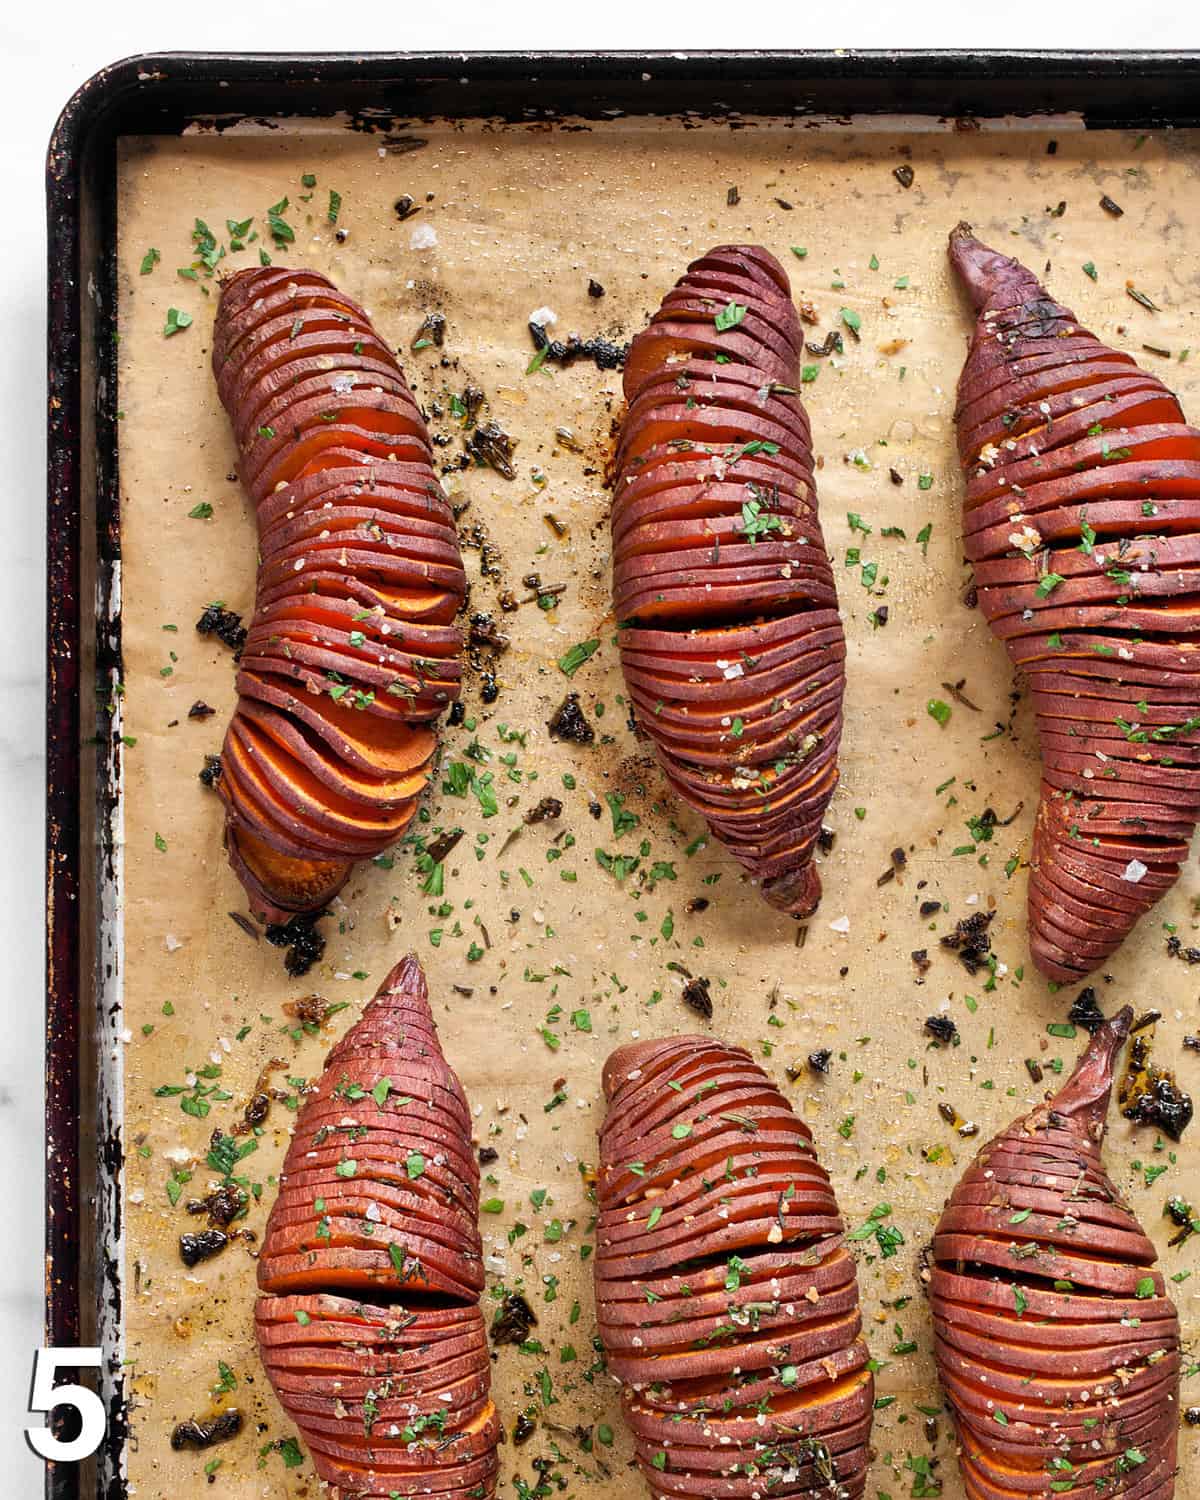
xmin=186 ymin=1183 xmax=243 ymax=1228
xmin=1119 ymin=1023 xmax=1194 ymax=1142
xmin=1166 ymin=932 xmax=1200 ymax=965
xmin=179 ymin=1229 xmax=229 ymax=1267
xmin=282 ymin=993 xmax=341 ymax=1027
xmin=195 ymin=603 xmax=247 ymax=652
xmin=548 ymin=693 xmax=595 ymax=744
xmin=265 ymin=913 xmax=326 ymax=978
xmin=198 ymin=753 xmax=222 ymax=787
xmin=188 ymin=700 xmax=216 ymax=720
xmin=491 ymin=1292 xmax=537 ymax=1346
xmin=170 ymin=1410 xmax=243 ymax=1451
xmin=1067 ymin=986 xmax=1107 ymax=1035
xmin=524 ymin=797 xmax=563 ymax=825
xmin=939 ymin=909 xmax=995 ymax=975
xmin=528 ymin=319 xmax=627 ymax=372
xmin=411 ymin=310 xmax=446 ymax=349
xmin=924 ymin=1014 xmax=960 ymax=1046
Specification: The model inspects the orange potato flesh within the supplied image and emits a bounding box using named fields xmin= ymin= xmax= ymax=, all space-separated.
xmin=255 ymin=957 xmax=497 ymax=1498
xmin=612 ymin=245 xmax=844 ymax=917
xmin=929 ymin=1011 xmax=1180 ymax=1500
xmin=949 ymin=226 xmax=1200 ymax=981
xmin=211 ymin=267 xmax=464 ymax=924
xmin=595 ymin=1035 xmax=873 ymax=1497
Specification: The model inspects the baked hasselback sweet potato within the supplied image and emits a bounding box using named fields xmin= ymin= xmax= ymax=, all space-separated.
xmin=595 ymin=1036 xmax=874 ymax=1497
xmin=255 ymin=954 xmax=499 ymax=1496
xmin=950 ymin=227 xmax=1200 ymax=981
xmin=212 ymin=269 xmax=464 ymax=923
xmin=930 ymin=1008 xmax=1181 ymax=1500
xmin=611 ymin=245 xmax=845 ymax=917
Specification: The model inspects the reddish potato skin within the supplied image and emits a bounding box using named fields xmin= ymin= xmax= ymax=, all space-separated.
xmin=930 ymin=1009 xmax=1180 ymax=1500
xmin=595 ymin=1036 xmax=873 ymax=1497
xmin=255 ymin=955 xmax=498 ymax=1497
xmin=611 ymin=246 xmax=845 ymax=917
xmin=949 ymin=227 xmax=1200 ymax=981
xmin=212 ymin=269 xmax=464 ymax=924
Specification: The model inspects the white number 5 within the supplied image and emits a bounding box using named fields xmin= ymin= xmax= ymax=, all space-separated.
xmin=25 ymin=1348 xmax=106 ymax=1462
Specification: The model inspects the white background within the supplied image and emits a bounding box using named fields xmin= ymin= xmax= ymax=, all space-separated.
xmin=4 ymin=0 xmax=1199 ymax=1479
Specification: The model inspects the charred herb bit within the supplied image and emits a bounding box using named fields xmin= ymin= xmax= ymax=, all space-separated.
xmin=491 ymin=1292 xmax=537 ymax=1346
xmin=465 ymin=420 xmax=518 ymax=480
xmin=195 ymin=603 xmax=247 ymax=652
xmin=1025 ymin=1057 xmax=1045 ymax=1085
xmin=548 ymin=692 xmax=595 ymax=743
xmin=1126 ymin=283 xmax=1161 ymax=314
xmin=681 ymin=976 xmax=714 ymax=1021
xmin=940 ymin=909 xmax=995 ymax=976
xmin=198 ymin=754 xmax=222 ymax=788
xmin=228 ymin=910 xmax=259 ymax=943
xmin=411 ymin=310 xmax=446 ymax=350
xmin=1067 ymin=986 xmax=1106 ymax=1035
xmin=264 ymin=913 xmax=326 ymax=978
xmin=524 ymin=797 xmax=563 ymax=825
xmin=941 ymin=678 xmax=981 ymax=712
xmin=893 ymin=164 xmax=915 ymax=189
xmin=527 ymin=318 xmax=628 ymax=373
xmin=179 ymin=1228 xmax=229 ymax=1267
xmin=919 ymin=900 xmax=942 ymax=918
xmin=911 ymin=948 xmax=931 ymax=976
xmin=188 ymin=700 xmax=216 ymax=720
xmin=924 ymin=1014 xmax=960 ymax=1047
xmin=170 ymin=1410 xmax=243 ymax=1451
xmin=806 ymin=330 xmax=844 ymax=359
xmin=425 ymin=827 xmax=465 ymax=867
xmin=1099 ymin=194 xmax=1125 ymax=217
xmin=1119 ymin=1027 xmax=1194 ymax=1141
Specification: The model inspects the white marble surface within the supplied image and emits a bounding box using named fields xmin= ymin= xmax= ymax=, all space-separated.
xmin=5 ymin=0 xmax=1199 ymax=1482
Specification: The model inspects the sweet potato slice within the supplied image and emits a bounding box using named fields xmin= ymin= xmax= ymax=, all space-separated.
xmin=949 ymin=226 xmax=1200 ymax=979
xmin=212 ymin=268 xmax=464 ymax=923
xmin=930 ymin=1011 xmax=1181 ymax=1500
xmin=255 ymin=957 xmax=498 ymax=1498
xmin=612 ymin=245 xmax=844 ymax=916
xmin=595 ymin=1034 xmax=873 ymax=1498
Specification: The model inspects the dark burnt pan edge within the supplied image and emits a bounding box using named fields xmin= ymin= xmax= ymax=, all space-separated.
xmin=42 ymin=50 xmax=1200 ymax=135
xmin=45 ymin=46 xmax=1200 ymax=1500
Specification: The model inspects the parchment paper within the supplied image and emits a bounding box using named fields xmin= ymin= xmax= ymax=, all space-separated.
xmin=115 ymin=114 xmax=1200 ymax=1498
